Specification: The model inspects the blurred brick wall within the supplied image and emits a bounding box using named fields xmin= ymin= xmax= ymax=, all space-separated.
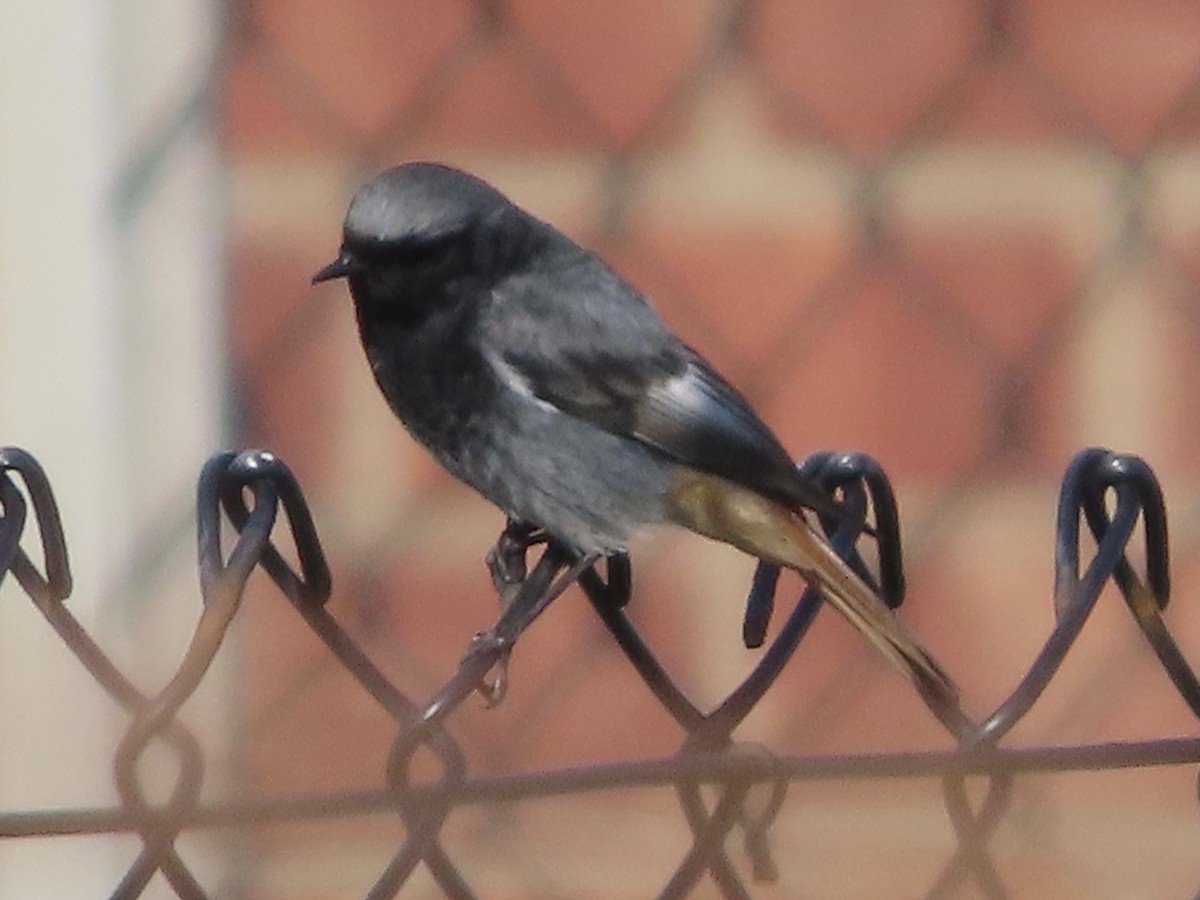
xmin=221 ymin=1 xmax=1199 ymax=896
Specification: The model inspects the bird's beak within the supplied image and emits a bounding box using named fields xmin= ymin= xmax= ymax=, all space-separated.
xmin=312 ymin=251 xmax=356 ymax=285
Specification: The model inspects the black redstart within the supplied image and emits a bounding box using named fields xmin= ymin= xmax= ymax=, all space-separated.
xmin=314 ymin=162 xmax=957 ymax=706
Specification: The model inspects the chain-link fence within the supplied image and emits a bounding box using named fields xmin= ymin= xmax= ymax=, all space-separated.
xmin=2 ymin=442 xmax=1198 ymax=898
xmin=2 ymin=0 xmax=1198 ymax=896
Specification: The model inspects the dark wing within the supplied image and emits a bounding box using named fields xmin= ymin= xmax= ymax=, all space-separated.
xmin=482 ymin=249 xmax=832 ymax=513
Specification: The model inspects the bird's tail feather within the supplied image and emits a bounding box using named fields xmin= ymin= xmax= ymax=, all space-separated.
xmin=772 ymin=514 xmax=959 ymax=707
xmin=667 ymin=470 xmax=960 ymax=710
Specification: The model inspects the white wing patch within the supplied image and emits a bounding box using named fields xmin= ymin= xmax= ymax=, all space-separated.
xmin=482 ymin=344 xmax=558 ymax=410
xmin=650 ymin=363 xmax=711 ymax=415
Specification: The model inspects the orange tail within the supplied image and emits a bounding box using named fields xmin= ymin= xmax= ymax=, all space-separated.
xmin=667 ymin=470 xmax=960 ymax=709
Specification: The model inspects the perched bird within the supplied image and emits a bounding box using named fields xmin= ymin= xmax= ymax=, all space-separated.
xmin=314 ymin=162 xmax=957 ymax=706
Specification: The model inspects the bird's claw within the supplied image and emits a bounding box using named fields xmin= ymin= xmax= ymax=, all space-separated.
xmin=485 ymin=543 xmax=525 ymax=593
xmin=467 ymin=629 xmax=513 ymax=707
xmin=478 ymin=665 xmax=509 ymax=707
xmin=485 ymin=520 xmax=546 ymax=594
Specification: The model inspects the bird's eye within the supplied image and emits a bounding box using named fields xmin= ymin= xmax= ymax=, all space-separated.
xmin=394 ymin=234 xmax=458 ymax=262
xmin=367 ymin=225 xmax=463 ymax=265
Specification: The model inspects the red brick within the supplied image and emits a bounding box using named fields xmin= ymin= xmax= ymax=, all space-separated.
xmin=896 ymin=225 xmax=1085 ymax=358
xmin=753 ymin=274 xmax=993 ymax=480
xmin=1167 ymin=554 xmax=1200 ymax=672
xmin=912 ymin=488 xmax=1200 ymax=779
xmin=613 ymin=218 xmax=857 ymax=384
xmin=225 ymin=241 xmax=347 ymax=483
xmin=370 ymin=531 xmax=509 ymax=676
xmin=245 ymin=664 xmax=398 ymax=795
xmin=395 ymin=40 xmax=599 ymax=156
xmin=241 ymin=583 xmax=403 ymax=795
xmin=221 ymin=48 xmax=344 ymax=154
xmin=228 ymin=242 xmax=331 ymax=367
xmin=1014 ymin=595 xmax=1194 ymax=745
xmin=247 ymin=0 xmax=474 ymax=145
xmin=1163 ymin=229 xmax=1200 ymax=285
xmin=241 ymin=548 xmax=495 ymax=794
xmin=908 ymin=493 xmax=1063 ymax=701
xmin=1015 ymin=273 xmax=1199 ymax=480
xmin=361 ymin=572 xmax=688 ymax=769
xmin=1020 ymin=331 xmax=1091 ymax=470
xmin=474 ymin=631 xmax=686 ymax=769
xmin=1140 ymin=290 xmax=1200 ymax=475
xmin=287 ymin=522 xmax=690 ymax=770
xmin=749 ymin=0 xmax=977 ymax=160
xmin=215 ymin=6 xmax=1200 ymax=893
xmin=240 ymin=583 xmax=342 ymax=726
xmin=233 ymin=328 xmax=346 ymax=486
xmin=508 ymin=0 xmax=720 ymax=148
xmin=630 ymin=536 xmax=775 ymax=693
xmin=1024 ymin=0 xmax=1200 ymax=153
xmin=939 ymin=63 xmax=1088 ymax=144
xmin=1156 ymin=80 xmax=1200 ymax=144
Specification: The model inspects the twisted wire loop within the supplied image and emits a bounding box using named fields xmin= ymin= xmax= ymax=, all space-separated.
xmin=209 ymin=451 xmax=473 ymax=900
xmin=3 ymin=444 xmax=1200 ymax=898
xmin=579 ymin=452 xmax=960 ymax=897
xmin=0 ymin=448 xmax=207 ymax=896
xmin=926 ymin=448 xmax=1197 ymax=900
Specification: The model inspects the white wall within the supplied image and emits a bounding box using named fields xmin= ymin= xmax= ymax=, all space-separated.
xmin=0 ymin=2 xmax=226 ymax=896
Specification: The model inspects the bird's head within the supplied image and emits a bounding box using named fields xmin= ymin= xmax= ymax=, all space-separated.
xmin=313 ymin=162 xmax=523 ymax=314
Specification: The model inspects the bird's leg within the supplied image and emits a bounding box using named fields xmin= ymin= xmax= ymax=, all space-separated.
xmin=470 ymin=532 xmax=597 ymax=710
xmin=477 ymin=519 xmax=549 ymax=704
xmin=485 ymin=518 xmax=546 ymax=595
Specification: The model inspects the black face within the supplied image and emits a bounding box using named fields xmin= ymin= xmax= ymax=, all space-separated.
xmin=313 ymin=226 xmax=478 ymax=322
xmin=314 ymin=163 xmax=546 ymax=326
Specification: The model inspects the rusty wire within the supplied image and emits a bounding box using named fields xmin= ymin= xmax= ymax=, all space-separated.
xmin=1 ymin=443 xmax=1198 ymax=898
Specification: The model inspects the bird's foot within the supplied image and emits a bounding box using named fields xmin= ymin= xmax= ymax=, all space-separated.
xmin=465 ymin=628 xmax=514 ymax=707
xmin=485 ymin=519 xmax=546 ymax=595
xmin=475 ymin=528 xmax=594 ymax=708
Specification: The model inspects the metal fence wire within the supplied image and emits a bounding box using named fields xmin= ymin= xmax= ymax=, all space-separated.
xmin=1 ymin=443 xmax=1198 ymax=898
xmin=3 ymin=0 xmax=1198 ymax=896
